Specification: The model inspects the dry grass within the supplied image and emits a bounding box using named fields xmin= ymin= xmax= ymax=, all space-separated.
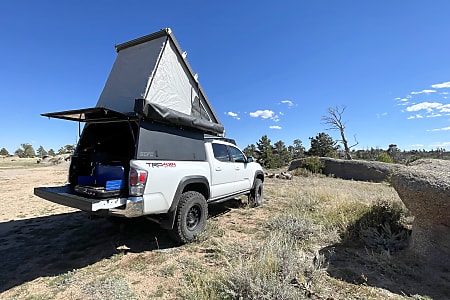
xmin=0 ymin=157 xmax=43 ymax=169
xmin=1 ymin=162 xmax=447 ymax=299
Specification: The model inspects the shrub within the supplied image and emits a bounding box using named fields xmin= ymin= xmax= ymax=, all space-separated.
xmin=344 ymin=201 xmax=410 ymax=252
xmin=299 ymin=157 xmax=325 ymax=174
xmin=222 ymin=232 xmax=326 ymax=300
xmin=291 ymin=167 xmax=313 ymax=177
xmin=377 ymin=152 xmax=394 ymax=163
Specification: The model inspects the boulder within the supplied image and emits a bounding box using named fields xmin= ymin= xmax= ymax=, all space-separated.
xmin=40 ymin=154 xmax=72 ymax=165
xmin=391 ymin=159 xmax=450 ymax=262
xmin=289 ymin=157 xmax=401 ymax=182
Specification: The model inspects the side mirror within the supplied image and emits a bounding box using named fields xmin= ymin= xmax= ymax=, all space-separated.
xmin=246 ymin=157 xmax=254 ymax=163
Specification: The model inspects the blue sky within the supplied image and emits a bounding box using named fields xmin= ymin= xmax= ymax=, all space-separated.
xmin=1 ymin=1 xmax=450 ymax=153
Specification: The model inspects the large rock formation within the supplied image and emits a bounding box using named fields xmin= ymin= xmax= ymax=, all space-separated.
xmin=391 ymin=159 xmax=450 ymax=263
xmin=289 ymin=157 xmax=401 ymax=182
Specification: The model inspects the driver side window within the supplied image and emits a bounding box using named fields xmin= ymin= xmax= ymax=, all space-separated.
xmin=229 ymin=146 xmax=246 ymax=163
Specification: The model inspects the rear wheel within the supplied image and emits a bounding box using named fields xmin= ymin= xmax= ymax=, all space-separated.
xmin=170 ymin=191 xmax=208 ymax=244
xmin=248 ymin=178 xmax=263 ymax=207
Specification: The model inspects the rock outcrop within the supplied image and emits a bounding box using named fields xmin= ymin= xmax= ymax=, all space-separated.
xmin=37 ymin=154 xmax=71 ymax=165
xmin=391 ymin=159 xmax=450 ymax=263
xmin=289 ymin=157 xmax=401 ymax=182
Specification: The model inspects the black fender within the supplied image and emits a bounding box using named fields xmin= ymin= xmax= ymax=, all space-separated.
xmin=252 ymin=170 xmax=265 ymax=189
xmin=160 ymin=175 xmax=210 ymax=230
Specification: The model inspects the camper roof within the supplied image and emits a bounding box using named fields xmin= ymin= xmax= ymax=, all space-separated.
xmin=96 ymin=28 xmax=223 ymax=134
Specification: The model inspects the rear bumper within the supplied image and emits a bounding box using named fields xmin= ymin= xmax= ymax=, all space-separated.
xmin=34 ymin=185 xmax=143 ymax=217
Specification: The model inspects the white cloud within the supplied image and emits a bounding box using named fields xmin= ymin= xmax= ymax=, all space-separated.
xmin=429 ymin=141 xmax=450 ymax=148
xmin=430 ymin=126 xmax=450 ymax=132
xmin=395 ymin=98 xmax=409 ymax=106
xmin=431 ymin=81 xmax=450 ymax=89
xmin=411 ymin=89 xmax=436 ymax=95
xmin=440 ymin=104 xmax=450 ymax=112
xmin=406 ymin=102 xmax=444 ymax=112
xmin=280 ymin=100 xmax=294 ymax=107
xmin=407 ymin=114 xmax=423 ymax=119
xmin=249 ymin=109 xmax=274 ymax=119
xmin=376 ymin=112 xmax=388 ymax=118
xmin=226 ymin=111 xmax=240 ymax=120
xmin=249 ymin=109 xmax=282 ymax=122
xmin=426 ymin=113 xmax=442 ymax=118
xmin=269 ymin=125 xmax=282 ymax=130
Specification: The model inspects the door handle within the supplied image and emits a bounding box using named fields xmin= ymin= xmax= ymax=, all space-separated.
xmin=215 ymin=167 xmax=222 ymax=171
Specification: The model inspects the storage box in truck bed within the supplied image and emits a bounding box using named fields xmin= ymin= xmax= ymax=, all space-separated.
xmin=75 ymin=164 xmax=126 ymax=198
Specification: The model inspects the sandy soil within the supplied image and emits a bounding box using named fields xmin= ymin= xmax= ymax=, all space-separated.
xmin=0 ymin=163 xmax=73 ymax=222
xmin=0 ymin=162 xmax=267 ymax=299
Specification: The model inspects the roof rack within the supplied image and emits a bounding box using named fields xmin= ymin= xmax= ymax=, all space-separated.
xmin=204 ymin=135 xmax=236 ymax=145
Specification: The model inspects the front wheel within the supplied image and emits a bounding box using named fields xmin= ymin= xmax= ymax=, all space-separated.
xmin=248 ymin=178 xmax=263 ymax=207
xmin=170 ymin=191 xmax=208 ymax=244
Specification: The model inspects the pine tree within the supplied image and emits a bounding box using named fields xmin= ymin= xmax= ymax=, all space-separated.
xmin=308 ymin=132 xmax=337 ymax=157
xmin=291 ymin=139 xmax=305 ymax=159
xmin=256 ymin=135 xmax=276 ymax=168
xmin=273 ymin=140 xmax=291 ymax=167
xmin=15 ymin=143 xmax=36 ymax=158
xmin=0 ymin=148 xmax=9 ymax=156
xmin=37 ymin=146 xmax=48 ymax=158
xmin=243 ymin=144 xmax=257 ymax=158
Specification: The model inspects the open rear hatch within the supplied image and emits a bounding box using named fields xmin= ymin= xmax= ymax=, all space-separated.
xmin=35 ymin=107 xmax=137 ymax=210
xmin=41 ymin=107 xmax=137 ymax=122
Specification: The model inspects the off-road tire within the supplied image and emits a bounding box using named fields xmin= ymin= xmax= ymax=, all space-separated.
xmin=169 ymin=191 xmax=208 ymax=244
xmin=248 ymin=178 xmax=263 ymax=207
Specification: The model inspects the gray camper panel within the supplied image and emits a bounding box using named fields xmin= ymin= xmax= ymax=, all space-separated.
xmin=96 ymin=28 xmax=223 ymax=135
xmin=136 ymin=121 xmax=206 ymax=161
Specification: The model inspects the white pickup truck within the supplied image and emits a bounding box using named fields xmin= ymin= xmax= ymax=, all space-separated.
xmin=35 ymin=29 xmax=264 ymax=243
xmin=34 ymin=107 xmax=264 ymax=243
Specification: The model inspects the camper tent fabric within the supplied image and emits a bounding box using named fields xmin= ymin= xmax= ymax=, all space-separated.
xmin=144 ymin=38 xmax=194 ymax=116
xmin=96 ymin=28 xmax=223 ymax=134
xmin=96 ymin=36 xmax=165 ymax=113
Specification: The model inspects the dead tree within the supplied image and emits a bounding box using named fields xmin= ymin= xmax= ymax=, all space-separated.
xmin=321 ymin=105 xmax=358 ymax=160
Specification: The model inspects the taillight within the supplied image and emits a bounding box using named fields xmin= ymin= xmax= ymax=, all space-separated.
xmin=129 ymin=167 xmax=147 ymax=196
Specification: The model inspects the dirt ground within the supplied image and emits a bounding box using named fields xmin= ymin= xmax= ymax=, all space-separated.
xmin=0 ymin=161 xmax=268 ymax=299
xmin=1 ymin=160 xmax=449 ymax=299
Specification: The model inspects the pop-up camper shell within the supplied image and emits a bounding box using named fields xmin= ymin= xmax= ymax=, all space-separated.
xmin=37 ymin=28 xmax=224 ymax=199
xmin=43 ymin=28 xmax=224 ymax=135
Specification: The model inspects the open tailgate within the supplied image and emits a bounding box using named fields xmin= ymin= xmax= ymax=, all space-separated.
xmin=34 ymin=185 xmax=126 ymax=212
